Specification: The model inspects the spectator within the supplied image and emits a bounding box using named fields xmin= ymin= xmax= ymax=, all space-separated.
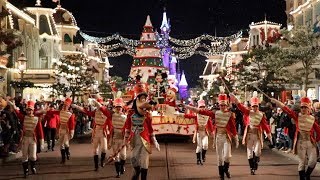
xmin=44 ymin=103 xmax=59 ymax=151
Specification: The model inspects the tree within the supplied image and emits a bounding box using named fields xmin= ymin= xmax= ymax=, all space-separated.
xmin=98 ymin=76 xmax=127 ymax=99
xmin=232 ymin=45 xmax=295 ymax=98
xmin=282 ymin=27 xmax=320 ymax=92
xmin=52 ymin=54 xmax=95 ymax=100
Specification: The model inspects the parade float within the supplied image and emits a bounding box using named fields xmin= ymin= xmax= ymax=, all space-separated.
xmin=124 ymin=15 xmax=196 ymax=136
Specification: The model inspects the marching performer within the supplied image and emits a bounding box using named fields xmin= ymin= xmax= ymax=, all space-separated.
xmin=271 ymin=93 xmax=320 ymax=180
xmin=185 ymin=99 xmax=214 ymax=165
xmin=124 ymin=84 xmax=160 ymax=180
xmin=16 ymin=100 xmax=44 ymax=178
xmin=230 ymin=92 xmax=272 ymax=175
xmin=46 ymin=98 xmax=75 ymax=164
xmin=184 ymin=87 xmax=238 ymax=180
xmin=109 ymin=97 xmax=127 ymax=178
xmin=72 ymin=96 xmax=112 ymax=171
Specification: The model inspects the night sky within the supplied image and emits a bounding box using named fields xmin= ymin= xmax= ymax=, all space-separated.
xmin=10 ymin=0 xmax=287 ymax=87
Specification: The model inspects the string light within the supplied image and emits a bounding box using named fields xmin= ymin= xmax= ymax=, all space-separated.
xmin=80 ymin=31 xmax=242 ymax=59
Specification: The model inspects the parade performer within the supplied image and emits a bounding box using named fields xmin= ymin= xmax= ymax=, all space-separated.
xmin=109 ymin=97 xmax=127 ymax=178
xmin=164 ymin=87 xmax=177 ymax=108
xmin=72 ymin=96 xmax=112 ymax=171
xmin=185 ymin=99 xmax=214 ymax=165
xmin=16 ymin=100 xmax=44 ymax=178
xmin=271 ymin=92 xmax=320 ymax=180
xmin=124 ymin=84 xmax=160 ymax=180
xmin=230 ymin=92 xmax=272 ymax=175
xmin=184 ymin=87 xmax=238 ymax=180
xmin=46 ymin=98 xmax=75 ymax=164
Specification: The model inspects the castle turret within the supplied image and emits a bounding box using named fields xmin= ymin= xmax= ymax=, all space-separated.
xmin=178 ymin=71 xmax=188 ymax=100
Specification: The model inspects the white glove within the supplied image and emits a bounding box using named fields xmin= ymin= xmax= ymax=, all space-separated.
xmin=152 ymin=135 xmax=160 ymax=151
xmin=70 ymin=130 xmax=74 ymax=139
xmin=267 ymin=133 xmax=273 ymax=145
xmin=40 ymin=139 xmax=44 ymax=150
xmin=270 ymin=98 xmax=277 ymax=104
xmin=154 ymin=141 xmax=160 ymax=151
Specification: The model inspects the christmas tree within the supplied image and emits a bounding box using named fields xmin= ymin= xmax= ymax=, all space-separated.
xmin=52 ymin=54 xmax=95 ymax=100
xmin=128 ymin=15 xmax=168 ymax=96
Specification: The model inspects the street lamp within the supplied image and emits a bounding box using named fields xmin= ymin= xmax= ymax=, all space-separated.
xmin=17 ymin=52 xmax=27 ymax=97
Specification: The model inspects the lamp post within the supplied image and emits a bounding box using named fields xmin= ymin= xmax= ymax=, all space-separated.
xmin=17 ymin=52 xmax=27 ymax=97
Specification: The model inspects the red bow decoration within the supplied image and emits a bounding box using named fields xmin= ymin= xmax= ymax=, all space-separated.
xmin=183 ymin=125 xmax=189 ymax=134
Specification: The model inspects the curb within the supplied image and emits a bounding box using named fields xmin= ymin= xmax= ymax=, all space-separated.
xmin=0 ymin=151 xmax=22 ymax=165
xmin=0 ymin=143 xmax=48 ymax=165
xmin=271 ymin=148 xmax=320 ymax=171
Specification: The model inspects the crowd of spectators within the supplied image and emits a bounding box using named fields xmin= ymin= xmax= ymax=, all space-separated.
xmin=0 ymin=96 xmax=94 ymax=157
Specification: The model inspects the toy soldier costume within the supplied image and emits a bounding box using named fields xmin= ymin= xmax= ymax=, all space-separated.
xmin=230 ymin=92 xmax=272 ymax=175
xmin=271 ymin=93 xmax=320 ymax=180
xmin=72 ymin=97 xmax=112 ymax=171
xmin=16 ymin=100 xmax=44 ymax=178
xmin=185 ymin=88 xmax=239 ymax=180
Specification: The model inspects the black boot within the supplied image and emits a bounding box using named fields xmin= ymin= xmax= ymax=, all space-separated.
xmin=101 ymin=153 xmax=106 ymax=167
xmin=196 ymin=153 xmax=203 ymax=165
xmin=305 ymin=167 xmax=314 ymax=180
xmin=202 ymin=149 xmax=207 ymax=162
xmin=141 ymin=168 xmax=148 ymax=180
xmin=219 ymin=166 xmax=224 ymax=180
xmin=30 ymin=161 xmax=36 ymax=174
xmin=94 ymin=155 xmax=99 ymax=171
xmin=224 ymin=162 xmax=231 ymax=178
xmin=254 ymin=156 xmax=260 ymax=171
xmin=299 ymin=170 xmax=306 ymax=180
xmin=115 ymin=162 xmax=121 ymax=178
xmin=248 ymin=158 xmax=255 ymax=175
xmin=131 ymin=166 xmax=141 ymax=180
xmin=60 ymin=149 xmax=66 ymax=164
xmin=120 ymin=159 xmax=126 ymax=174
xmin=65 ymin=147 xmax=70 ymax=160
xmin=22 ymin=161 xmax=29 ymax=178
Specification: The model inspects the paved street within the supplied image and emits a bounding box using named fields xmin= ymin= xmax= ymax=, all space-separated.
xmin=0 ymin=135 xmax=320 ymax=180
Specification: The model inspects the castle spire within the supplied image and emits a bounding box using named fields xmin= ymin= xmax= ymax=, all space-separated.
xmin=144 ymin=15 xmax=153 ymax=27
xmin=160 ymin=8 xmax=170 ymax=31
xmin=179 ymin=71 xmax=188 ymax=86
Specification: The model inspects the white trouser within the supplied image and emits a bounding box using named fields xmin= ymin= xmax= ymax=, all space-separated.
xmin=59 ymin=129 xmax=70 ymax=149
xmin=92 ymin=129 xmax=107 ymax=155
xmin=131 ymin=135 xmax=149 ymax=169
xmin=112 ymin=138 xmax=126 ymax=162
xmin=196 ymin=131 xmax=208 ymax=153
xmin=21 ymin=137 xmax=37 ymax=162
xmin=215 ymin=133 xmax=231 ymax=166
xmin=246 ymin=133 xmax=261 ymax=159
xmin=297 ymin=140 xmax=318 ymax=171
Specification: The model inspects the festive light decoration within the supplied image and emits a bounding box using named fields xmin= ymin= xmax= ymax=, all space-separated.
xmin=52 ymin=54 xmax=95 ymax=98
xmin=80 ymin=31 xmax=242 ymax=59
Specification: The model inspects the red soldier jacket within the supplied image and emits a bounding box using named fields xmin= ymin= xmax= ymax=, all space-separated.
xmin=124 ymin=110 xmax=154 ymax=154
xmin=237 ymin=103 xmax=271 ymax=147
xmin=16 ymin=110 xmax=44 ymax=143
xmin=282 ymin=106 xmax=320 ymax=154
xmin=84 ymin=106 xmax=112 ymax=138
xmin=46 ymin=110 xmax=75 ymax=134
xmin=184 ymin=113 xmax=214 ymax=135
xmin=199 ymin=109 xmax=237 ymax=142
xmin=110 ymin=112 xmax=126 ymax=140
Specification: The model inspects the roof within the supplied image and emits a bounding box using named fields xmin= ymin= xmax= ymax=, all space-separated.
xmin=53 ymin=6 xmax=77 ymax=26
